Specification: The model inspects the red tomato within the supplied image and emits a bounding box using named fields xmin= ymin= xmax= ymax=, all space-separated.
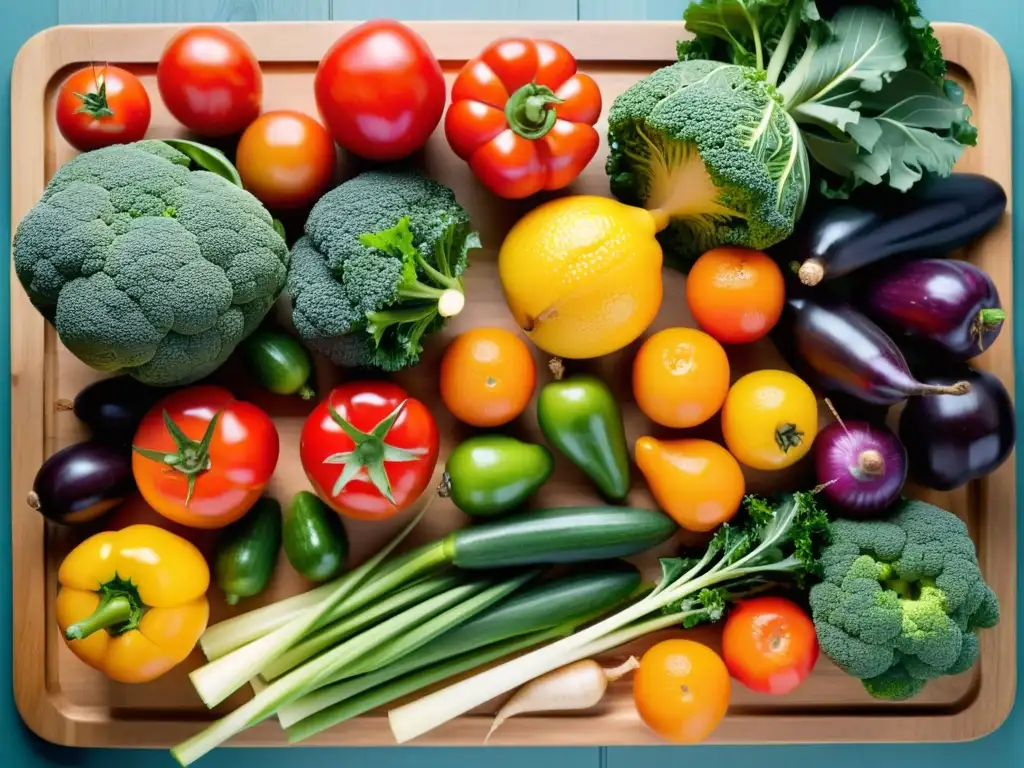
xmin=236 ymin=110 xmax=337 ymax=209
xmin=686 ymin=248 xmax=786 ymax=344
xmin=157 ymin=26 xmax=262 ymax=136
xmin=315 ymin=20 xmax=445 ymax=161
xmin=721 ymin=596 xmax=819 ymax=695
xmin=56 ymin=65 xmax=151 ymax=152
xmin=132 ymin=386 xmax=279 ymax=530
xmin=445 ymin=38 xmax=602 ymax=199
xmin=300 ymin=383 xmax=440 ymax=521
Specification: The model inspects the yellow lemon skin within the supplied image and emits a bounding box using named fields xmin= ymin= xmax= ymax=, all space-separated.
xmin=498 ymin=195 xmax=664 ymax=359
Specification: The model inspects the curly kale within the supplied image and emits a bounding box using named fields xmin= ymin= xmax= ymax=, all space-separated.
xmin=809 ymin=499 xmax=1000 ymax=700
xmin=12 ymin=140 xmax=288 ymax=386
xmin=286 ymin=170 xmax=480 ymax=371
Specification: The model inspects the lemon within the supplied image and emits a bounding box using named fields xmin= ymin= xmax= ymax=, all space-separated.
xmin=498 ymin=196 xmax=664 ymax=359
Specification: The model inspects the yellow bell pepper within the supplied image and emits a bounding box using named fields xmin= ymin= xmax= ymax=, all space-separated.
xmin=56 ymin=524 xmax=211 ymax=684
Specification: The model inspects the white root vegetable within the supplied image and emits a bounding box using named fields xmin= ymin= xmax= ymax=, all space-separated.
xmin=485 ymin=656 xmax=639 ymax=742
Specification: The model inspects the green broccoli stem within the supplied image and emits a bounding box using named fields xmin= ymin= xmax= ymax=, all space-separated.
xmin=505 ymin=83 xmax=564 ymax=140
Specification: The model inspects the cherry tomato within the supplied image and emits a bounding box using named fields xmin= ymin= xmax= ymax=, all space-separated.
xmin=686 ymin=247 xmax=786 ymax=344
xmin=315 ymin=20 xmax=445 ymax=161
xmin=440 ymin=328 xmax=537 ymax=427
xmin=235 ymin=110 xmax=337 ymax=209
xmin=634 ymin=639 xmax=731 ymax=744
xmin=55 ymin=65 xmax=151 ymax=152
xmin=721 ymin=370 xmax=819 ymax=470
xmin=633 ymin=328 xmax=730 ymax=429
xmin=722 ymin=597 xmax=819 ymax=695
xmin=300 ymin=383 xmax=440 ymax=521
xmin=132 ymin=386 xmax=279 ymax=529
xmin=157 ymin=26 xmax=262 ymax=136
xmin=635 ymin=437 xmax=744 ymax=532
xmin=445 ymin=38 xmax=602 ymax=199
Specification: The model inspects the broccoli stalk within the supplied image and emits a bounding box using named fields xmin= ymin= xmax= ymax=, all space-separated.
xmin=359 ymin=217 xmax=466 ymax=358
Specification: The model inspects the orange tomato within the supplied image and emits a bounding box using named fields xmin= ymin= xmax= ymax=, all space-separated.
xmin=686 ymin=247 xmax=785 ymax=344
xmin=236 ymin=110 xmax=337 ymax=209
xmin=722 ymin=596 xmax=819 ymax=695
xmin=634 ymin=639 xmax=731 ymax=744
xmin=632 ymin=328 xmax=730 ymax=428
xmin=634 ymin=437 xmax=744 ymax=532
xmin=440 ymin=328 xmax=537 ymax=427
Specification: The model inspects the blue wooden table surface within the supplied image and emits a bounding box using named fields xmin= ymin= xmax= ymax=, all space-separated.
xmin=3 ymin=1 xmax=1021 ymax=766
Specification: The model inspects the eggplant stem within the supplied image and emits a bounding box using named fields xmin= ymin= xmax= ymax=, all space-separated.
xmin=798 ymin=260 xmax=825 ymax=286
xmin=922 ymin=381 xmax=972 ymax=397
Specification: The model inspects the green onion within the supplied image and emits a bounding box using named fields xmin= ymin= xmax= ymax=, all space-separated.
xmin=171 ymin=571 xmax=535 ymax=766
xmin=260 ymin=572 xmax=464 ymax=681
xmin=189 ymin=507 xmax=437 ymax=709
xmin=286 ymin=626 xmax=567 ymax=742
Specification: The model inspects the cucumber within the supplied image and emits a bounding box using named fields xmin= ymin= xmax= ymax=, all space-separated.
xmin=243 ymin=330 xmax=315 ymax=400
xmin=278 ymin=563 xmax=642 ymax=732
xmin=214 ymin=498 xmax=282 ymax=606
xmin=447 ymin=506 xmax=677 ymax=569
xmin=284 ymin=491 xmax=349 ymax=582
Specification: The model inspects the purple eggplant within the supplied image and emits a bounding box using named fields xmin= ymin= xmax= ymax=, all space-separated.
xmin=862 ymin=259 xmax=1006 ymax=361
xmin=71 ymin=375 xmax=164 ymax=444
xmin=899 ymin=366 xmax=1015 ymax=491
xmin=794 ymin=173 xmax=1007 ymax=286
xmin=27 ymin=441 xmax=135 ymax=526
xmin=785 ymin=295 xmax=972 ymax=406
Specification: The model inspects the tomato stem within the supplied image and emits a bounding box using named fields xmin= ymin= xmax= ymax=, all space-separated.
xmin=132 ymin=410 xmax=222 ymax=505
xmin=73 ymin=73 xmax=115 ymax=120
xmin=505 ymin=83 xmax=563 ymax=140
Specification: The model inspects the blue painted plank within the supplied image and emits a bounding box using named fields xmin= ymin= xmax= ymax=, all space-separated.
xmin=331 ymin=0 xmax=577 ymax=21
xmin=577 ymin=0 xmax=682 ymax=20
xmin=58 ymin=0 xmax=330 ymax=23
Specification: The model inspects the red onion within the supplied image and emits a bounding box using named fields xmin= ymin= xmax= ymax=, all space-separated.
xmin=814 ymin=418 xmax=907 ymax=518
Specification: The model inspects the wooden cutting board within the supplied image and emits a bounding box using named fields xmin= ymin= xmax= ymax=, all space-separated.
xmin=9 ymin=20 xmax=1016 ymax=749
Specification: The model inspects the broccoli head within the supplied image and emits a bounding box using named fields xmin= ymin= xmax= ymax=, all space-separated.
xmin=606 ymin=59 xmax=809 ymax=270
xmin=809 ymin=499 xmax=1000 ymax=701
xmin=286 ymin=169 xmax=480 ymax=371
xmin=13 ymin=140 xmax=288 ymax=386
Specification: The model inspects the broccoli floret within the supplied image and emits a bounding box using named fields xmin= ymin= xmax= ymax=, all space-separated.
xmin=606 ymin=60 xmax=809 ymax=270
xmin=13 ymin=141 xmax=288 ymax=386
xmin=286 ymin=170 xmax=480 ymax=371
xmin=809 ymin=499 xmax=1000 ymax=701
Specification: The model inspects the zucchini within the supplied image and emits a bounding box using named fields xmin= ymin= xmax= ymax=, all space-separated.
xmin=447 ymin=506 xmax=677 ymax=569
xmin=278 ymin=562 xmax=642 ymax=731
xmin=283 ymin=491 xmax=349 ymax=582
xmin=243 ymin=329 xmax=316 ymax=400
xmin=214 ymin=498 xmax=283 ymax=606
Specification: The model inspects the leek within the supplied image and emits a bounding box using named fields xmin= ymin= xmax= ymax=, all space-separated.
xmin=171 ymin=571 xmax=535 ymax=766
xmin=388 ymin=493 xmax=830 ymax=743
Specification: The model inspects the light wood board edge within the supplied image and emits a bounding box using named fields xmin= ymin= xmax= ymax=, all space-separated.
xmin=7 ymin=20 xmax=1016 ymax=749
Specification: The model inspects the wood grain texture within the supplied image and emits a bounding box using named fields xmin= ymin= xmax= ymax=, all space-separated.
xmin=58 ymin=0 xmax=329 ymax=24
xmin=577 ymin=0 xmax=682 ymax=20
xmin=330 ymin=0 xmax=577 ymax=20
xmin=8 ymin=20 xmax=1015 ymax=750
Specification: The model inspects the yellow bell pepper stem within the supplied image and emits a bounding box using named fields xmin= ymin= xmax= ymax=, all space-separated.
xmin=65 ymin=595 xmax=133 ymax=641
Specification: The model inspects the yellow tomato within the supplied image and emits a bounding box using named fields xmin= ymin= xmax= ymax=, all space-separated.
xmin=498 ymin=196 xmax=663 ymax=359
xmin=721 ymin=370 xmax=819 ymax=470
xmin=635 ymin=437 xmax=744 ymax=532
xmin=634 ymin=639 xmax=731 ymax=744
xmin=633 ymin=328 xmax=730 ymax=428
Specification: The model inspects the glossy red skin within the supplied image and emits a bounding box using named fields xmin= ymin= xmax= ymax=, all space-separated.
xmin=721 ymin=597 xmax=819 ymax=695
xmin=300 ymin=383 xmax=440 ymax=521
xmin=132 ymin=386 xmax=280 ymax=530
xmin=56 ymin=65 xmax=151 ymax=151
xmin=445 ymin=38 xmax=601 ymax=199
xmin=314 ymin=20 xmax=445 ymax=161
xmin=157 ymin=26 xmax=262 ymax=136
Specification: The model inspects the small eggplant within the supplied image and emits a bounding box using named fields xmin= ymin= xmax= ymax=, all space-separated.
xmin=70 ymin=376 xmax=164 ymax=444
xmin=862 ymin=259 xmax=1006 ymax=361
xmin=28 ymin=441 xmax=135 ymax=525
xmin=793 ymin=173 xmax=1007 ymax=286
xmin=785 ymin=295 xmax=972 ymax=406
xmin=899 ymin=366 xmax=1015 ymax=491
